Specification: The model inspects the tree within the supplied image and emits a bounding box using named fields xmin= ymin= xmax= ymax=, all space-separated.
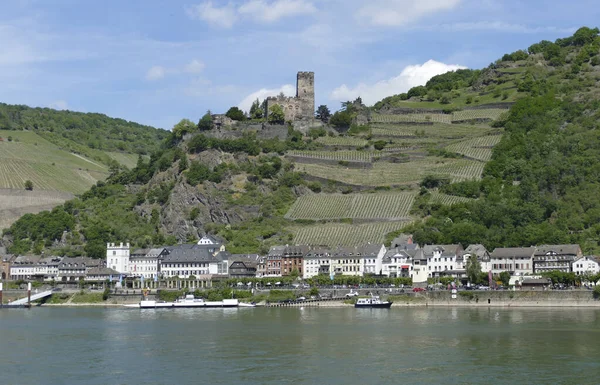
xmin=466 ymin=255 xmax=482 ymax=284
xmin=24 ymin=180 xmax=33 ymax=190
xmin=225 ymin=106 xmax=246 ymax=121
xmin=197 ymin=110 xmax=213 ymax=131
xmin=249 ymin=98 xmax=263 ymax=119
xmin=329 ymin=110 xmax=353 ymax=128
xmin=499 ymin=271 xmax=511 ymax=287
xmin=172 ymin=119 xmax=197 ymax=139
xmin=315 ymin=105 xmax=331 ymax=123
xmin=267 ymin=104 xmax=285 ymax=124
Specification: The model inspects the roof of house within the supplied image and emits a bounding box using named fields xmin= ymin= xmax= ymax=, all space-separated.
xmin=162 ymin=246 xmax=217 ymax=263
xmin=331 ymin=244 xmax=383 ymax=258
xmin=422 ymin=245 xmax=463 ymax=257
xmin=390 ymin=234 xmax=414 ymax=248
xmin=534 ymin=244 xmax=581 ymax=256
xmin=464 ymin=244 xmax=490 ymax=259
xmin=58 ymin=257 xmax=99 ymax=270
xmin=490 ymin=247 xmax=536 ymax=258
xmin=12 ymin=255 xmax=42 ymax=265
xmin=87 ymin=267 xmax=121 ymax=276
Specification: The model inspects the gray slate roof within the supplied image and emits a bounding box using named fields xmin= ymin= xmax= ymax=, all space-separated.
xmin=490 ymin=247 xmax=536 ymax=259
xmin=162 ymin=245 xmax=219 ymax=263
xmin=534 ymin=244 xmax=581 ymax=256
xmin=422 ymin=245 xmax=463 ymax=258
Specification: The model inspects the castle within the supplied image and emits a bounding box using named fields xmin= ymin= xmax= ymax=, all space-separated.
xmin=265 ymin=71 xmax=315 ymax=122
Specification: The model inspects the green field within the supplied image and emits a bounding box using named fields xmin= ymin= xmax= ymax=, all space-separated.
xmin=445 ymin=135 xmax=502 ymax=162
xmin=371 ymin=123 xmax=493 ymax=139
xmin=296 ymin=157 xmax=484 ymax=186
xmin=315 ymin=136 xmax=368 ymax=147
xmin=451 ymin=109 xmax=509 ymax=122
xmin=105 ymin=151 xmax=140 ymax=169
xmin=429 ymin=191 xmax=475 ymax=205
xmin=285 ymin=192 xmax=416 ymax=220
xmin=372 ymin=113 xmax=452 ymax=124
xmin=287 ymin=150 xmax=378 ymax=163
xmin=292 ymin=221 xmax=411 ymax=246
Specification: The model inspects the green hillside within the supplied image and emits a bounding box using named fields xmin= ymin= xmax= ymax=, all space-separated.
xmin=4 ymin=27 xmax=600 ymax=256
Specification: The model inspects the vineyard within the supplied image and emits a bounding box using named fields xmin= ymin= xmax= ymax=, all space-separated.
xmin=287 ymin=150 xmax=378 ymax=163
xmin=451 ymin=109 xmax=509 ymax=122
xmin=429 ymin=191 xmax=474 ymax=205
xmin=297 ymin=157 xmax=484 ymax=186
xmin=285 ymin=192 xmax=416 ymax=220
xmin=445 ymin=135 xmax=502 ymax=162
xmin=292 ymin=221 xmax=411 ymax=247
xmin=315 ymin=136 xmax=368 ymax=147
xmin=105 ymin=151 xmax=140 ymax=169
xmin=0 ymin=188 xmax=73 ymax=230
xmin=371 ymin=113 xmax=452 ymax=124
xmin=371 ymin=123 xmax=493 ymax=139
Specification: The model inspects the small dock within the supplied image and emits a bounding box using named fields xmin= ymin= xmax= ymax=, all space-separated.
xmin=265 ymin=297 xmax=348 ymax=307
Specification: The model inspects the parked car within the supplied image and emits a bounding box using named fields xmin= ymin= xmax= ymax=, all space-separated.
xmin=412 ymin=287 xmax=425 ymax=292
xmin=297 ymin=296 xmax=306 ymax=301
xmin=345 ymin=291 xmax=359 ymax=298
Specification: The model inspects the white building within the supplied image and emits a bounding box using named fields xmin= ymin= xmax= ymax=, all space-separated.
xmin=330 ymin=244 xmax=386 ymax=277
xmin=106 ymin=242 xmax=130 ymax=274
xmin=463 ymin=244 xmax=491 ymax=272
xmin=422 ymin=244 xmax=464 ymax=278
xmin=489 ymin=247 xmax=535 ymax=276
xmin=381 ymin=248 xmax=415 ymax=278
xmin=411 ymin=249 xmax=429 ymax=284
xmin=9 ymin=256 xmax=41 ymax=280
xmin=129 ymin=248 xmax=166 ymax=279
xmin=572 ymin=256 xmax=599 ymax=276
xmin=160 ymin=244 xmax=228 ymax=279
xmin=303 ymin=247 xmax=332 ymax=279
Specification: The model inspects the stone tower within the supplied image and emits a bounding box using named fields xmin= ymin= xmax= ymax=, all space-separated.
xmin=296 ymin=71 xmax=315 ymax=119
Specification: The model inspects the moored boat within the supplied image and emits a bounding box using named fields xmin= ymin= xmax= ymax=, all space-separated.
xmin=354 ymin=295 xmax=392 ymax=308
xmin=131 ymin=294 xmax=244 ymax=309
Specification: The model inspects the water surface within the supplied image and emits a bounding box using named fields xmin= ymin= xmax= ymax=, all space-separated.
xmin=1 ymin=307 xmax=598 ymax=384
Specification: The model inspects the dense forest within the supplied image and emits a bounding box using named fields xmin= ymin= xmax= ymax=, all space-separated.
xmin=3 ymin=27 xmax=600 ymax=257
xmin=0 ymin=103 xmax=168 ymax=155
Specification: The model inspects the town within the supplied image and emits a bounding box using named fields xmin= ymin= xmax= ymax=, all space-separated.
xmin=2 ymin=235 xmax=598 ymax=291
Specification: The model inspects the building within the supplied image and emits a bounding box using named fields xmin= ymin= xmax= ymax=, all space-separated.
xmin=572 ymin=256 xmax=599 ymax=276
xmin=533 ymin=244 xmax=582 ymax=274
xmin=87 ymin=267 xmax=121 ymax=282
xmin=381 ymin=248 xmax=416 ymax=278
xmin=261 ymin=246 xmax=284 ymax=277
xmin=422 ymin=244 xmax=464 ymax=278
xmin=280 ymin=245 xmax=309 ymax=277
xmin=106 ymin=242 xmax=130 ymax=274
xmin=129 ymin=248 xmax=166 ymax=279
xmin=411 ymin=249 xmax=429 ymax=284
xmin=160 ymin=244 xmax=228 ymax=279
xmin=330 ymin=244 xmax=386 ymax=277
xmin=463 ymin=244 xmax=491 ymax=272
xmin=265 ymin=72 xmax=315 ymax=122
xmin=303 ymin=247 xmax=332 ymax=279
xmin=489 ymin=247 xmax=535 ymax=276
xmin=9 ymin=256 xmax=41 ymax=280
xmin=228 ymin=254 xmax=260 ymax=279
xmin=57 ymin=257 xmax=100 ymax=282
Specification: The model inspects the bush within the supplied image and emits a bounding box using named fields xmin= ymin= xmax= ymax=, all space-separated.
xmin=225 ymin=106 xmax=246 ymax=121
xmin=594 ymin=285 xmax=600 ymax=299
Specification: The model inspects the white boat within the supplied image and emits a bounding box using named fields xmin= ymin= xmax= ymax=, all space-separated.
xmin=354 ymin=295 xmax=392 ymax=308
xmin=131 ymin=294 xmax=243 ymax=309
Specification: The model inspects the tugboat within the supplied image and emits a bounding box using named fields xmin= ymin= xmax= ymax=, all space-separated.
xmin=354 ymin=295 xmax=392 ymax=308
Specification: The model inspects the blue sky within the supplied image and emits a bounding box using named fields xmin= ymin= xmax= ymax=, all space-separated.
xmin=0 ymin=0 xmax=598 ymax=129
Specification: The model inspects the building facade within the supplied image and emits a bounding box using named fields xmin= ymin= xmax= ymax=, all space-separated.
xmin=533 ymin=245 xmax=582 ymax=274
xmin=106 ymin=242 xmax=130 ymax=274
xmin=265 ymin=72 xmax=315 ymax=122
xmin=489 ymin=247 xmax=535 ymax=276
xmin=572 ymin=256 xmax=600 ymax=276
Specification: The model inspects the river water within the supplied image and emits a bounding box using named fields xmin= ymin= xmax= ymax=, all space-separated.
xmin=1 ymin=307 xmax=599 ymax=384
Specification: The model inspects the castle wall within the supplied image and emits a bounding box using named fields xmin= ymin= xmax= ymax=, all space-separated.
xmin=266 ymin=71 xmax=315 ymax=122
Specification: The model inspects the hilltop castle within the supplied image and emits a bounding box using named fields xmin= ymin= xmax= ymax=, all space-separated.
xmin=265 ymin=71 xmax=315 ymax=122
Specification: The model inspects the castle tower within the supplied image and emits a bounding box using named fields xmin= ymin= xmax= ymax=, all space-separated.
xmin=296 ymin=71 xmax=315 ymax=119
xmin=106 ymin=242 xmax=130 ymax=274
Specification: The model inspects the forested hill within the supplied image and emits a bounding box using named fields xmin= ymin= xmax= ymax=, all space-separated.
xmin=4 ymin=27 xmax=600 ymax=258
xmin=0 ymin=103 xmax=168 ymax=155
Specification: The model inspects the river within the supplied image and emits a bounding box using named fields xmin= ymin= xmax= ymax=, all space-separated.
xmin=1 ymin=307 xmax=599 ymax=384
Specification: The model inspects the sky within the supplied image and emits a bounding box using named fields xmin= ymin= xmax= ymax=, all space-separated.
xmin=0 ymin=0 xmax=598 ymax=130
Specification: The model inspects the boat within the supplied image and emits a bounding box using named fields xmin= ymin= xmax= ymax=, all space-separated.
xmin=129 ymin=294 xmax=249 ymax=309
xmin=354 ymin=295 xmax=393 ymax=309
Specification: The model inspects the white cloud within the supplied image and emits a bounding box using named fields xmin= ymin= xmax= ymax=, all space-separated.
xmin=238 ymin=0 xmax=316 ymax=23
xmin=184 ymin=59 xmax=205 ymax=74
xmin=187 ymin=0 xmax=315 ymax=28
xmin=186 ymin=2 xmax=238 ymax=28
xmin=357 ymin=0 xmax=461 ymax=27
xmin=49 ymin=100 xmax=68 ymax=110
xmin=238 ymin=84 xmax=295 ymax=112
xmin=145 ymin=65 xmax=166 ymax=81
xmin=330 ymin=60 xmax=466 ymax=106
